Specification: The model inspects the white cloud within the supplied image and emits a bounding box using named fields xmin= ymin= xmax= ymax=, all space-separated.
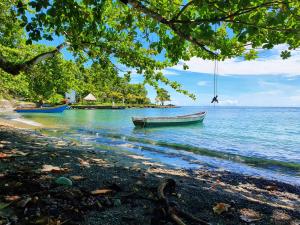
xmin=218 ymin=99 xmax=239 ymax=106
xmin=232 ymin=90 xmax=300 ymax=107
xmin=289 ymin=95 xmax=300 ymax=104
xmin=172 ymin=45 xmax=300 ymax=76
xmin=197 ymin=81 xmax=208 ymax=86
xmin=161 ymin=69 xmax=179 ymax=76
xmin=257 ymin=80 xmax=299 ymax=94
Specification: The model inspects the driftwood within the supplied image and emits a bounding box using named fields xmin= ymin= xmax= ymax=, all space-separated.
xmin=157 ymin=178 xmax=209 ymax=225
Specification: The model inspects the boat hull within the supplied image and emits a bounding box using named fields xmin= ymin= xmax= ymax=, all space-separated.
xmin=132 ymin=112 xmax=206 ymax=127
xmin=15 ymin=105 xmax=69 ymax=113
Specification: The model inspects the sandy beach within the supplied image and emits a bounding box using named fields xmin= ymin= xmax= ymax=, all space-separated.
xmin=0 ymin=120 xmax=299 ymax=225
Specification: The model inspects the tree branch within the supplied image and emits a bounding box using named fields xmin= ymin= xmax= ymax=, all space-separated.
xmin=124 ymin=0 xmax=216 ymax=56
xmin=171 ymin=0 xmax=196 ymax=21
xmin=169 ymin=24 xmax=216 ymax=56
xmin=125 ymin=0 xmax=169 ymax=24
xmin=170 ymin=1 xmax=288 ymax=25
xmin=0 ymin=42 xmax=68 ymax=75
xmin=0 ymin=56 xmax=24 ymax=76
xmin=224 ymin=20 xmax=295 ymax=32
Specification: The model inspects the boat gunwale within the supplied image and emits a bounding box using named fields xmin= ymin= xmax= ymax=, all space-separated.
xmin=132 ymin=112 xmax=206 ymax=122
xmin=14 ymin=104 xmax=68 ymax=111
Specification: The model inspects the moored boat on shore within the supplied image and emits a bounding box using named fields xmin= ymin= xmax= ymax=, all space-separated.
xmin=132 ymin=112 xmax=206 ymax=127
xmin=14 ymin=104 xmax=69 ymax=113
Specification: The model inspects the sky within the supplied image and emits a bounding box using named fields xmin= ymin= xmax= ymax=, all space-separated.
xmin=130 ymin=44 xmax=300 ymax=107
xmin=26 ymin=6 xmax=300 ymax=107
xmin=39 ymin=36 xmax=300 ymax=107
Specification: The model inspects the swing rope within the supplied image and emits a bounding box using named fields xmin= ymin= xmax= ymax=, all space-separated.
xmin=213 ymin=56 xmax=217 ymax=97
xmin=211 ymin=24 xmax=219 ymax=105
xmin=216 ymin=55 xmax=218 ymax=96
xmin=211 ymin=57 xmax=218 ymax=105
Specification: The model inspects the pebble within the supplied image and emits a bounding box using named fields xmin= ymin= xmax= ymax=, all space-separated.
xmin=55 ymin=177 xmax=73 ymax=186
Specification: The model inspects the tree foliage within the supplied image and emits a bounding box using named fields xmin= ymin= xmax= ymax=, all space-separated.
xmin=28 ymin=55 xmax=82 ymax=102
xmin=78 ymin=63 xmax=150 ymax=104
xmin=156 ymin=88 xmax=171 ymax=105
xmin=0 ymin=0 xmax=150 ymax=104
xmin=1 ymin=0 xmax=300 ymax=99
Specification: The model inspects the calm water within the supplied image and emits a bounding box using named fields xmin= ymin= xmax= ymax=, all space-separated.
xmin=19 ymin=106 xmax=300 ymax=184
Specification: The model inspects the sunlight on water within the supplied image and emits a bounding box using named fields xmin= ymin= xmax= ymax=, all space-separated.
xmin=20 ymin=106 xmax=300 ymax=184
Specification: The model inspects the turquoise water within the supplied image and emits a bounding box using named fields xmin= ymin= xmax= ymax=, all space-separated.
xmin=20 ymin=106 xmax=300 ymax=184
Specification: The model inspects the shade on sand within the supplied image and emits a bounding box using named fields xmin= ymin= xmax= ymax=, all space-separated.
xmin=83 ymin=93 xmax=96 ymax=101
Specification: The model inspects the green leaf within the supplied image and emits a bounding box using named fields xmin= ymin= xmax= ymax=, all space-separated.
xmin=280 ymin=50 xmax=291 ymax=60
xmin=244 ymin=49 xmax=258 ymax=60
xmin=183 ymin=63 xmax=189 ymax=70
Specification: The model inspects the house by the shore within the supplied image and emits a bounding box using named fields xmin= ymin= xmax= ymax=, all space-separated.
xmin=65 ymin=90 xmax=76 ymax=103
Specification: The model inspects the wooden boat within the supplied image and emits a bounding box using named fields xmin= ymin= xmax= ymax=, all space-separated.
xmin=132 ymin=112 xmax=206 ymax=127
xmin=15 ymin=104 xmax=69 ymax=113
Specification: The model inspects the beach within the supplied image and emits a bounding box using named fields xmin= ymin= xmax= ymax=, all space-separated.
xmin=0 ymin=120 xmax=299 ymax=225
xmin=1 ymin=1 xmax=299 ymax=224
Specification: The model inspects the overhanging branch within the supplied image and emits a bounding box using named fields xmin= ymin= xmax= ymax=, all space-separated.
xmin=0 ymin=42 xmax=68 ymax=75
xmin=124 ymin=0 xmax=216 ymax=56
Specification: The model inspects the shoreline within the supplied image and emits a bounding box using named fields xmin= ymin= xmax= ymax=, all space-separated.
xmin=0 ymin=123 xmax=299 ymax=224
xmin=72 ymin=104 xmax=179 ymax=109
xmin=0 ymin=117 xmax=42 ymax=129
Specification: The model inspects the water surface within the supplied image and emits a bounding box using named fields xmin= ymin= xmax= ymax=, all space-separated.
xmin=19 ymin=106 xmax=300 ymax=185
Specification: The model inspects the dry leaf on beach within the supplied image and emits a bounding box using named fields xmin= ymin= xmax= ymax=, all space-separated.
xmin=0 ymin=153 xmax=8 ymax=158
xmin=91 ymin=188 xmax=113 ymax=195
xmin=70 ymin=175 xmax=86 ymax=181
xmin=240 ymin=208 xmax=262 ymax=222
xmin=40 ymin=165 xmax=69 ymax=173
xmin=10 ymin=150 xmax=29 ymax=156
xmin=213 ymin=203 xmax=231 ymax=215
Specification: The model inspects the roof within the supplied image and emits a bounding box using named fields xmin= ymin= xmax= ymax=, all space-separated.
xmin=83 ymin=93 xmax=97 ymax=101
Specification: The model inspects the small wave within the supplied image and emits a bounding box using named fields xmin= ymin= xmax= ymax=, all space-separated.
xmin=82 ymin=131 xmax=300 ymax=174
xmin=51 ymin=128 xmax=300 ymax=176
xmin=11 ymin=118 xmax=42 ymax=127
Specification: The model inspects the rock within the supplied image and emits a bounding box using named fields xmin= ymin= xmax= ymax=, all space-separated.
xmin=55 ymin=177 xmax=73 ymax=186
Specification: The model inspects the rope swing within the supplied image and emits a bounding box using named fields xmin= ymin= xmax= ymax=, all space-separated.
xmin=211 ymin=55 xmax=219 ymax=105
xmin=211 ymin=25 xmax=219 ymax=105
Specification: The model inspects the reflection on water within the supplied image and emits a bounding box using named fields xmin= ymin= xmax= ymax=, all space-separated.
xmin=18 ymin=106 xmax=300 ymax=184
xmin=132 ymin=122 xmax=205 ymax=134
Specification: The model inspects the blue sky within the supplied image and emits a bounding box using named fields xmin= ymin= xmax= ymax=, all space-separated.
xmin=25 ymin=5 xmax=300 ymax=107
xmin=39 ymin=36 xmax=300 ymax=107
xmin=129 ymin=45 xmax=300 ymax=107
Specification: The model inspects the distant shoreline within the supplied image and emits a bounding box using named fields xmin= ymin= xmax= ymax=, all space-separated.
xmin=72 ymin=104 xmax=179 ymax=109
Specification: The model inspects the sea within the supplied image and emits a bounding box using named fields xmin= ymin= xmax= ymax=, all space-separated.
xmin=12 ymin=106 xmax=300 ymax=185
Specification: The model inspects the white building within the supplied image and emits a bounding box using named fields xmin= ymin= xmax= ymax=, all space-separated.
xmin=65 ymin=90 xmax=76 ymax=103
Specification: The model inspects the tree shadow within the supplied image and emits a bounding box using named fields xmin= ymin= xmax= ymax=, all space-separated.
xmin=0 ymin=126 xmax=299 ymax=225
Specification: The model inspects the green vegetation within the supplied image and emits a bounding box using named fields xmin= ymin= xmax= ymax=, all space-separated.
xmin=156 ymin=88 xmax=171 ymax=106
xmin=0 ymin=0 xmax=150 ymax=104
xmin=0 ymin=0 xmax=299 ymax=102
